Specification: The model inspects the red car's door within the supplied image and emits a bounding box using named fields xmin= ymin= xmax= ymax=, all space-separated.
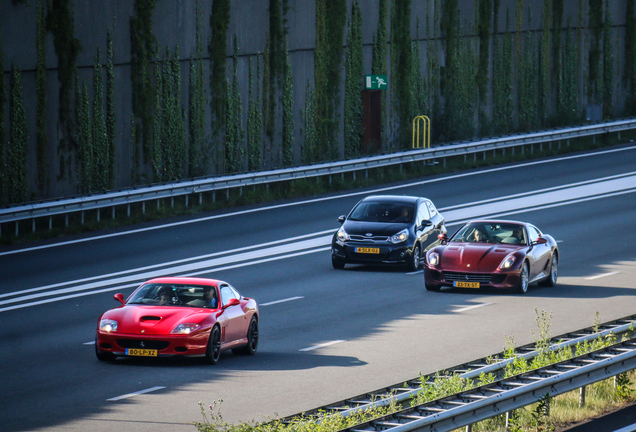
xmin=219 ymin=284 xmax=247 ymax=343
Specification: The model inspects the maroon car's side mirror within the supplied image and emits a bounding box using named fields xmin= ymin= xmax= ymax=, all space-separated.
xmin=114 ymin=293 xmax=125 ymax=305
xmin=438 ymin=233 xmax=449 ymax=243
xmin=533 ymin=237 xmax=548 ymax=245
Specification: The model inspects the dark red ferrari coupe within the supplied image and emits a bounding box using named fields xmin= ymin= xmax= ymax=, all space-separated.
xmin=424 ymin=220 xmax=558 ymax=294
xmin=95 ymin=277 xmax=259 ymax=364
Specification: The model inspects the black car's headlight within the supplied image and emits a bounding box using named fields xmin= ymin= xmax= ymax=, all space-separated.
xmin=99 ymin=319 xmax=118 ymax=332
xmin=428 ymin=251 xmax=440 ymax=266
xmin=171 ymin=323 xmax=202 ymax=334
xmin=387 ymin=229 xmax=409 ymax=244
xmin=336 ymin=227 xmax=350 ymax=242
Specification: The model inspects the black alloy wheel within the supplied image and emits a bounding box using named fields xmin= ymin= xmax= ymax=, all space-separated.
xmin=204 ymin=326 xmax=222 ymax=365
xmin=234 ymin=317 xmax=259 ymax=355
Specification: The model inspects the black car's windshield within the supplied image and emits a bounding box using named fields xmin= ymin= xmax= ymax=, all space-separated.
xmin=349 ymin=202 xmax=414 ymax=223
xmin=127 ymin=283 xmax=219 ymax=308
xmin=451 ymin=222 xmax=527 ymax=245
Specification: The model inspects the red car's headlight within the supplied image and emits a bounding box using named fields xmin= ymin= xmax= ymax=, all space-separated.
xmin=171 ymin=323 xmax=202 ymax=334
xmin=99 ymin=319 xmax=118 ymax=332
xmin=428 ymin=251 xmax=440 ymax=266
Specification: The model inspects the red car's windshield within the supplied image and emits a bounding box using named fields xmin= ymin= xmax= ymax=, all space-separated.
xmin=126 ymin=283 xmax=219 ymax=308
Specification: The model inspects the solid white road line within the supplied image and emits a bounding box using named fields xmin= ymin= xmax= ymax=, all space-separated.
xmin=612 ymin=423 xmax=636 ymax=432
xmin=299 ymin=340 xmax=346 ymax=352
xmin=260 ymin=296 xmax=304 ymax=306
xmin=585 ymin=271 xmax=620 ymax=280
xmin=452 ymin=303 xmax=494 ymax=313
xmin=83 ymin=341 xmax=95 ymax=345
xmin=106 ymin=386 xmax=166 ymax=401
xmin=2 ymin=145 xmax=634 ymax=258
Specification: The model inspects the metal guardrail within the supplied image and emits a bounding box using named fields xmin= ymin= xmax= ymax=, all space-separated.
xmin=278 ymin=315 xmax=636 ymax=423
xmin=1 ymin=118 xmax=635 ymax=233
xmin=343 ymin=338 xmax=636 ymax=432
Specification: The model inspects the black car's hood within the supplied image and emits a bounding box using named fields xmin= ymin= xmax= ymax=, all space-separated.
xmin=343 ymin=220 xmax=409 ymax=236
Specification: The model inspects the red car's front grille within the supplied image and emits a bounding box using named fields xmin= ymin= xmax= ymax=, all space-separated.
xmin=443 ymin=272 xmax=493 ymax=283
xmin=117 ymin=339 xmax=170 ymax=350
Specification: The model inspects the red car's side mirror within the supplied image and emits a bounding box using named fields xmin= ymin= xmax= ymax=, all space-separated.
xmin=223 ymin=298 xmax=240 ymax=309
xmin=114 ymin=293 xmax=125 ymax=305
xmin=534 ymin=237 xmax=548 ymax=245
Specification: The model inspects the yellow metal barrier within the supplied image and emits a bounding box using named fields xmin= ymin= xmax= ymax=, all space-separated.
xmin=412 ymin=115 xmax=431 ymax=149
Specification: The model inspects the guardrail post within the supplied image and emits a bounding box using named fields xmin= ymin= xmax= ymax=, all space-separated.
xmin=81 ymin=211 xmax=85 ymax=225
xmin=112 ymin=207 xmax=115 ymax=219
xmin=142 ymin=202 xmax=146 ymax=214
xmin=465 ymin=424 xmax=472 ymax=432
xmin=15 ymin=221 xmax=18 ymax=236
xmin=171 ymin=197 xmax=174 ymax=208
xmin=65 ymin=214 xmax=69 ymax=227
xmin=32 ymin=218 xmax=36 ymax=233
xmin=49 ymin=216 xmax=52 ymax=230
xmin=199 ymin=193 xmax=202 ymax=205
xmin=579 ymin=386 xmax=586 ymax=407
xmin=213 ymin=191 xmax=216 ymax=203
xmin=127 ymin=204 xmax=130 ymax=217
xmin=185 ymin=195 xmax=189 ymax=208
xmin=505 ymin=411 xmax=510 ymax=430
xmin=97 ymin=209 xmax=100 ymax=223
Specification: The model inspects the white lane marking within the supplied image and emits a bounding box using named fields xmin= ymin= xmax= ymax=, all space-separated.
xmin=83 ymin=341 xmax=95 ymax=345
xmin=2 ymin=145 xmax=634 ymax=257
xmin=261 ymin=296 xmax=304 ymax=306
xmin=586 ymin=271 xmax=620 ymax=280
xmin=452 ymin=303 xmax=493 ymax=313
xmin=299 ymin=340 xmax=346 ymax=352
xmin=0 ymin=229 xmax=335 ymax=300
xmin=0 ymin=247 xmax=330 ymax=313
xmin=406 ymin=270 xmax=423 ymax=275
xmin=106 ymin=386 xmax=166 ymax=402
xmin=612 ymin=423 xmax=636 ymax=432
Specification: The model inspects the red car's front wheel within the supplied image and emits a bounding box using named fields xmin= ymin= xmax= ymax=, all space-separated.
xmin=204 ymin=326 xmax=222 ymax=365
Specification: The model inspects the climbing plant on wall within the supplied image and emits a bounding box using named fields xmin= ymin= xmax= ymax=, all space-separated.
xmin=625 ymin=0 xmax=636 ymax=115
xmin=588 ymin=0 xmax=603 ymax=103
xmin=0 ymin=31 xmax=5 ymax=205
xmin=344 ymin=0 xmax=363 ymax=159
xmin=314 ymin=0 xmax=346 ymax=160
xmin=390 ymin=0 xmax=413 ymax=149
xmin=8 ymin=64 xmax=28 ymax=204
xmin=557 ymin=19 xmax=579 ymax=125
xmin=224 ymin=37 xmax=244 ymax=173
xmin=477 ymin=0 xmax=493 ymax=134
xmin=539 ymin=0 xmax=552 ymax=127
xmin=493 ymin=10 xmax=514 ymax=135
xmin=602 ymin=1 xmax=614 ymax=118
xmin=247 ymin=56 xmax=263 ymax=171
xmin=518 ymin=12 xmax=539 ymax=131
xmin=209 ymin=0 xmax=230 ymax=142
xmin=130 ymin=0 xmax=157 ymax=173
xmin=301 ymin=82 xmax=317 ymax=164
xmin=92 ymin=48 xmax=108 ymax=192
xmin=46 ymin=0 xmax=81 ymax=180
xmin=189 ymin=3 xmax=207 ymax=178
xmin=36 ymin=1 xmax=47 ymax=196
xmin=282 ymin=38 xmax=294 ymax=166
xmin=106 ymin=28 xmax=115 ymax=190
xmin=76 ymin=79 xmax=92 ymax=193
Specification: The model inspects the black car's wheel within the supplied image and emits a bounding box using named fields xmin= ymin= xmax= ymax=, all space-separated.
xmin=234 ymin=317 xmax=259 ymax=355
xmin=515 ymin=262 xmax=530 ymax=294
xmin=539 ymin=253 xmax=558 ymax=287
xmin=407 ymin=244 xmax=421 ymax=272
xmin=95 ymin=338 xmax=116 ymax=362
xmin=332 ymin=256 xmax=345 ymax=269
xmin=204 ymin=325 xmax=222 ymax=365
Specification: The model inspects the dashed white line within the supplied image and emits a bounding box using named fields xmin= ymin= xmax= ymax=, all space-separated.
xmin=83 ymin=341 xmax=95 ymax=345
xmin=107 ymin=386 xmax=166 ymax=401
xmin=299 ymin=340 xmax=346 ymax=352
xmin=452 ymin=303 xmax=493 ymax=313
xmin=261 ymin=296 xmax=304 ymax=306
xmin=586 ymin=271 xmax=620 ymax=280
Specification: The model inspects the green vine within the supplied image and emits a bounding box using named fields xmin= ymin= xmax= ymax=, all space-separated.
xmin=390 ymin=0 xmax=413 ymax=149
xmin=518 ymin=11 xmax=539 ymax=131
xmin=8 ymin=64 xmax=28 ymax=204
xmin=557 ymin=18 xmax=579 ymax=124
xmin=477 ymin=0 xmax=493 ymax=135
xmin=0 ymin=29 xmax=5 ymax=205
xmin=343 ymin=0 xmax=363 ymax=159
xmin=625 ymin=0 xmax=636 ymax=115
xmin=588 ymin=0 xmax=603 ymax=103
xmin=301 ymin=82 xmax=317 ymax=164
xmin=492 ymin=10 xmax=514 ymax=135
xmin=282 ymin=37 xmax=294 ymax=166
xmin=189 ymin=2 xmax=207 ymax=177
xmin=209 ymin=0 xmax=230 ymax=140
xmin=539 ymin=0 xmax=552 ymax=127
xmin=247 ymin=56 xmax=263 ymax=171
xmin=602 ymin=1 xmax=614 ymax=118
xmin=36 ymin=1 xmax=47 ymax=196
xmin=77 ymin=79 xmax=92 ymax=193
xmin=314 ymin=0 xmax=346 ymax=160
xmin=106 ymin=28 xmax=115 ymax=189
xmin=224 ymin=36 xmax=244 ymax=173
xmin=46 ymin=0 xmax=81 ymax=159
xmin=92 ymin=48 xmax=107 ymax=192
xmin=130 ymin=0 xmax=157 ymax=170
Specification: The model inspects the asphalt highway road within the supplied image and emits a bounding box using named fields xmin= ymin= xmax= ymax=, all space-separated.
xmin=1 ymin=144 xmax=635 ymax=431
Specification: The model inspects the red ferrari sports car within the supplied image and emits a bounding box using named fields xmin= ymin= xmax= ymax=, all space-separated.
xmin=95 ymin=277 xmax=259 ymax=364
xmin=424 ymin=220 xmax=558 ymax=294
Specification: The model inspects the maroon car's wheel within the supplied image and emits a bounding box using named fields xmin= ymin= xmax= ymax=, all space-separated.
xmin=539 ymin=253 xmax=558 ymax=287
xmin=204 ymin=326 xmax=222 ymax=365
xmin=515 ymin=262 xmax=529 ymax=294
xmin=234 ymin=317 xmax=259 ymax=355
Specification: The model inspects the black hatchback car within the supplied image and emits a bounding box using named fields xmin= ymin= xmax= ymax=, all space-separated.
xmin=331 ymin=195 xmax=446 ymax=271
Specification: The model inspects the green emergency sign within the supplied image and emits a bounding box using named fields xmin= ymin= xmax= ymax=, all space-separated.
xmin=365 ymin=75 xmax=387 ymax=90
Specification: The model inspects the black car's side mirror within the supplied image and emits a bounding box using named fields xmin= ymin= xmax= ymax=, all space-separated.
xmin=337 ymin=215 xmax=346 ymax=224
xmin=421 ymin=219 xmax=433 ymax=227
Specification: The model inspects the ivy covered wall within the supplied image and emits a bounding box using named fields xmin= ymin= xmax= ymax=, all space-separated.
xmin=0 ymin=0 xmax=634 ymax=205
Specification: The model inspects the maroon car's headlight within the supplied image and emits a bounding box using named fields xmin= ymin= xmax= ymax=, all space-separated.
xmin=171 ymin=323 xmax=202 ymax=334
xmin=428 ymin=251 xmax=440 ymax=266
xmin=99 ymin=319 xmax=118 ymax=332
xmin=499 ymin=255 xmax=516 ymax=270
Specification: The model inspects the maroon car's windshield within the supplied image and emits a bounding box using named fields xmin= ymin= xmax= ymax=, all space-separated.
xmin=126 ymin=283 xmax=219 ymax=308
xmin=451 ymin=222 xmax=527 ymax=245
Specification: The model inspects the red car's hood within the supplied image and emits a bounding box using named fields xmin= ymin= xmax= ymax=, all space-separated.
xmin=102 ymin=306 xmax=211 ymax=335
xmin=438 ymin=243 xmax=525 ymax=271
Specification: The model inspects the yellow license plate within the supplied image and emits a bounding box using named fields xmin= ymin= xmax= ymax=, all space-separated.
xmin=356 ymin=247 xmax=380 ymax=254
xmin=454 ymin=281 xmax=480 ymax=288
xmin=126 ymin=348 xmax=157 ymax=357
